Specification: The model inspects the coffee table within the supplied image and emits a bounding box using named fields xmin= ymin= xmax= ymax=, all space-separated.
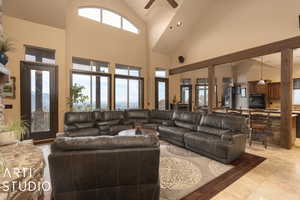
xmin=118 ymin=128 xmax=159 ymax=137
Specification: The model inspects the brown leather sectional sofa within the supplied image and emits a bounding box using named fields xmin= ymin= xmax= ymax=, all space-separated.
xmin=49 ymin=109 xmax=249 ymax=200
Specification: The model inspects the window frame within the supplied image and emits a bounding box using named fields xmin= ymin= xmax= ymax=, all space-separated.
xmin=114 ymin=74 xmax=144 ymax=110
xmin=155 ymin=77 xmax=169 ymax=110
xmin=155 ymin=68 xmax=168 ymax=78
xmin=78 ymin=7 xmax=140 ymax=34
xmin=195 ymin=83 xmax=209 ymax=108
xmin=115 ymin=64 xmax=141 ymax=77
xmin=24 ymin=45 xmax=56 ymax=64
xmin=71 ymin=58 xmax=112 ymax=111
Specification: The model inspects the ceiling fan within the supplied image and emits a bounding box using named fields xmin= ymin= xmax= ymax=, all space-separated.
xmin=144 ymin=0 xmax=178 ymax=9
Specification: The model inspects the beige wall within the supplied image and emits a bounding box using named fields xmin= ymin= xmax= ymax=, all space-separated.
xmin=3 ymin=0 xmax=150 ymax=132
xmin=3 ymin=15 xmax=67 ymax=131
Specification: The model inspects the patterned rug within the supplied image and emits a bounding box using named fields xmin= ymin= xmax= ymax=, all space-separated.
xmin=40 ymin=142 xmax=234 ymax=200
xmin=159 ymin=142 xmax=233 ymax=200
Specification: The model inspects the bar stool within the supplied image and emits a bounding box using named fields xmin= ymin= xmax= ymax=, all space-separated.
xmin=249 ymin=110 xmax=271 ymax=149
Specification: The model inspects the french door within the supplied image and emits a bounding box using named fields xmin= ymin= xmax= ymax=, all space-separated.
xmin=20 ymin=61 xmax=58 ymax=140
xmin=155 ymin=78 xmax=169 ymax=110
xmin=180 ymin=85 xmax=192 ymax=111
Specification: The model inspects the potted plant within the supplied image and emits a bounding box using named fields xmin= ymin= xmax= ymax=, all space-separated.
xmin=0 ymin=120 xmax=29 ymax=146
xmin=66 ymin=84 xmax=89 ymax=112
xmin=0 ymin=38 xmax=13 ymax=65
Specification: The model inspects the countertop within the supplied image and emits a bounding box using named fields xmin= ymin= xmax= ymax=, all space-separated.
xmin=213 ymin=108 xmax=299 ymax=118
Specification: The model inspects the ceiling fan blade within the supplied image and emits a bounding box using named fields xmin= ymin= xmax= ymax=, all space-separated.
xmin=144 ymin=0 xmax=156 ymax=9
xmin=166 ymin=0 xmax=178 ymax=8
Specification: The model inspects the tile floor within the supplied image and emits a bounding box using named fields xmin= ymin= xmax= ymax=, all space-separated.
xmin=213 ymin=139 xmax=300 ymax=200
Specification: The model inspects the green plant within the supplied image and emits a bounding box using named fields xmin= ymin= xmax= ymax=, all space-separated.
xmin=0 ymin=38 xmax=14 ymax=53
xmin=0 ymin=156 xmax=6 ymax=174
xmin=6 ymin=120 xmax=29 ymax=140
xmin=66 ymin=84 xmax=89 ymax=111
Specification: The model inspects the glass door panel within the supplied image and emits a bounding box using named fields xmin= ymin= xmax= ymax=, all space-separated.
xmin=158 ymin=81 xmax=166 ymax=110
xmin=30 ymin=70 xmax=50 ymax=133
xmin=21 ymin=61 xmax=58 ymax=140
xmin=115 ymin=78 xmax=128 ymax=110
xmin=129 ymin=79 xmax=140 ymax=109
xmin=155 ymin=78 xmax=169 ymax=110
xmin=100 ymin=76 xmax=109 ymax=110
xmin=180 ymin=85 xmax=192 ymax=111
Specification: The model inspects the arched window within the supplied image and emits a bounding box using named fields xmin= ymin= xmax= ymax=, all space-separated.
xmin=78 ymin=7 xmax=139 ymax=34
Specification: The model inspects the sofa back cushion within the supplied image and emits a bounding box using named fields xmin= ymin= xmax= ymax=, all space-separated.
xmin=53 ymin=135 xmax=159 ymax=151
xmin=222 ymin=116 xmax=249 ymax=133
xmin=126 ymin=109 xmax=150 ymax=119
xmin=200 ymin=114 xmax=224 ymax=129
xmin=103 ymin=111 xmax=124 ymax=121
xmin=93 ymin=111 xmax=103 ymax=122
xmin=173 ymin=111 xmax=201 ymax=130
xmin=64 ymin=112 xmax=94 ymax=125
xmin=150 ymin=110 xmax=173 ymax=120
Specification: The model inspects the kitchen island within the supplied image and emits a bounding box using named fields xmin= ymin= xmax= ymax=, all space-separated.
xmin=213 ymin=108 xmax=298 ymax=146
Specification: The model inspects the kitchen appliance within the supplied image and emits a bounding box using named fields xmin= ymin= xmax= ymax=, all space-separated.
xmin=249 ymin=94 xmax=266 ymax=109
xmin=224 ymin=87 xmax=235 ymax=108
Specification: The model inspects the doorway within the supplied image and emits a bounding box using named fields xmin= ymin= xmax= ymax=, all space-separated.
xmin=155 ymin=78 xmax=169 ymax=110
xmin=20 ymin=61 xmax=58 ymax=140
xmin=180 ymin=85 xmax=192 ymax=111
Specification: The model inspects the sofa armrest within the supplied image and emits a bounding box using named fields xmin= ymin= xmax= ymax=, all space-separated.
xmin=221 ymin=132 xmax=247 ymax=144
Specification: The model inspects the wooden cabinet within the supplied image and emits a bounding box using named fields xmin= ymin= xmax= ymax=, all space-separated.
xmin=268 ymin=82 xmax=281 ymax=99
xmin=248 ymin=81 xmax=269 ymax=95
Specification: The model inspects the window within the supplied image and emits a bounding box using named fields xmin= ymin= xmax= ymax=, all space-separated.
xmin=72 ymin=57 xmax=109 ymax=73
xmin=293 ymin=79 xmax=300 ymax=104
xmin=115 ymin=64 xmax=141 ymax=77
xmin=71 ymin=58 xmax=111 ymax=111
xmin=78 ymin=8 xmax=101 ymax=22
xmin=122 ymin=18 xmax=139 ymax=34
xmin=102 ymin=9 xmax=121 ymax=28
xmin=155 ymin=69 xmax=167 ymax=78
xmin=196 ymin=78 xmax=208 ymax=107
xmin=114 ymin=64 xmax=143 ymax=110
xmin=78 ymin=7 xmax=139 ymax=34
xmin=25 ymin=46 xmax=55 ymax=64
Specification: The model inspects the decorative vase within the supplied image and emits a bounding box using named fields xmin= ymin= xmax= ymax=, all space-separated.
xmin=0 ymin=131 xmax=18 ymax=146
xmin=0 ymin=52 xmax=8 ymax=65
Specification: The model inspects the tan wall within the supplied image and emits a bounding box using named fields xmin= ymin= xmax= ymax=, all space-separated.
xmin=65 ymin=0 xmax=148 ymax=110
xmin=3 ymin=0 xmax=150 ymax=132
xmin=3 ymin=15 xmax=67 ymax=131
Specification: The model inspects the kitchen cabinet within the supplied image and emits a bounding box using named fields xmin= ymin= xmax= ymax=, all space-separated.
xmin=268 ymin=82 xmax=281 ymax=100
xmin=248 ymin=81 xmax=269 ymax=95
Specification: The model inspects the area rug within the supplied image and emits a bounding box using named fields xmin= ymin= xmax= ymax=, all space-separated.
xmin=159 ymin=142 xmax=233 ymax=200
xmin=40 ymin=142 xmax=265 ymax=200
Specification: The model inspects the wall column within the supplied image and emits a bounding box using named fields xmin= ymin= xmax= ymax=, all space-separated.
xmin=208 ymin=66 xmax=215 ymax=113
xmin=280 ymin=49 xmax=295 ymax=149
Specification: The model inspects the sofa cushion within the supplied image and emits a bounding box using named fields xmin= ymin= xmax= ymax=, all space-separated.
xmin=126 ymin=109 xmax=150 ymax=119
xmin=173 ymin=111 xmax=201 ymax=130
xmin=200 ymin=114 xmax=224 ymax=129
xmin=222 ymin=116 xmax=249 ymax=133
xmin=158 ymin=126 xmax=189 ymax=142
xmin=64 ymin=112 xmax=94 ymax=125
xmin=184 ymin=132 xmax=228 ymax=159
xmin=150 ymin=110 xmax=173 ymax=121
xmin=65 ymin=128 xmax=99 ymax=137
xmin=53 ymin=135 xmax=159 ymax=151
xmin=103 ymin=111 xmax=125 ymax=121
xmin=74 ymin=122 xmax=95 ymax=129
xmin=93 ymin=111 xmax=103 ymax=121
xmin=97 ymin=120 xmax=121 ymax=127
xmin=197 ymin=126 xmax=230 ymax=137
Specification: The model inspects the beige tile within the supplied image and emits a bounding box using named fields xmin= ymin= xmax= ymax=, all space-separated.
xmin=213 ymin=139 xmax=300 ymax=200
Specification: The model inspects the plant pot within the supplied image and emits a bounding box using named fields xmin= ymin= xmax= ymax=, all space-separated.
xmin=0 ymin=131 xmax=18 ymax=146
xmin=0 ymin=52 xmax=8 ymax=65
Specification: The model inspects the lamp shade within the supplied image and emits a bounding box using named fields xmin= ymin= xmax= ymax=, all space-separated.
xmin=257 ymin=79 xmax=266 ymax=85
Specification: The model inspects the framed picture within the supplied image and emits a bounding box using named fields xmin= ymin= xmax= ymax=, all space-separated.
xmin=3 ymin=77 xmax=16 ymax=99
xmin=241 ymin=88 xmax=247 ymax=97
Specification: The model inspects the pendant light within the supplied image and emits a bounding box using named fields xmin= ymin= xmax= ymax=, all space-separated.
xmin=257 ymin=56 xmax=266 ymax=85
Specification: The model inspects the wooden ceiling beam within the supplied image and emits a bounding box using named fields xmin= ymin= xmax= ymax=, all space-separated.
xmin=169 ymin=36 xmax=300 ymax=75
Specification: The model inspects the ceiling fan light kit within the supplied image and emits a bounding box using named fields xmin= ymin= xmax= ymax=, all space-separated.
xmin=144 ymin=0 xmax=179 ymax=9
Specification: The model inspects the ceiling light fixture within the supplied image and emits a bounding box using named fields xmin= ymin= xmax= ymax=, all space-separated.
xmin=177 ymin=21 xmax=183 ymax=27
xmin=257 ymin=56 xmax=266 ymax=85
